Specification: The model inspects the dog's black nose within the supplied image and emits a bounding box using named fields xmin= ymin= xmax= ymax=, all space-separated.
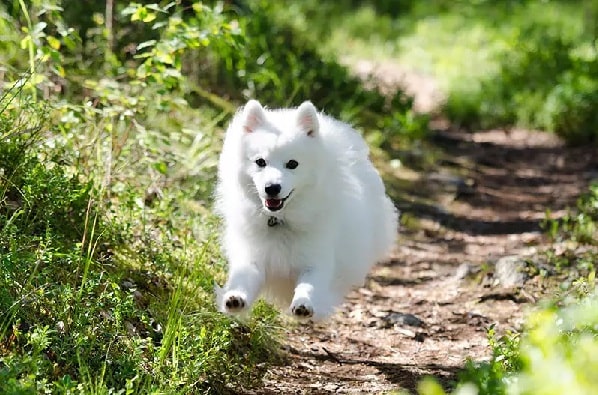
xmin=264 ymin=183 xmax=281 ymax=197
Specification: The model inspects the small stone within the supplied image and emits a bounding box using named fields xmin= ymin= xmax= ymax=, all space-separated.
xmin=454 ymin=262 xmax=478 ymax=280
xmin=121 ymin=280 xmax=135 ymax=290
xmin=125 ymin=321 xmax=137 ymax=336
xmin=378 ymin=312 xmax=424 ymax=328
xmin=414 ymin=332 xmax=426 ymax=342
xmin=494 ymin=256 xmax=528 ymax=287
xmin=396 ymin=327 xmax=416 ymax=338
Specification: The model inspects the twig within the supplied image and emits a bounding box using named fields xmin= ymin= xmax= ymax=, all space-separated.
xmin=322 ymin=347 xmax=343 ymax=365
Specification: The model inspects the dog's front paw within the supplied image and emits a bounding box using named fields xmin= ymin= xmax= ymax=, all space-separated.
xmin=222 ymin=292 xmax=247 ymax=313
xmin=290 ymin=297 xmax=314 ymax=320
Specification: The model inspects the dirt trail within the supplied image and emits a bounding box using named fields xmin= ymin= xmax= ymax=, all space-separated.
xmin=251 ymin=61 xmax=598 ymax=394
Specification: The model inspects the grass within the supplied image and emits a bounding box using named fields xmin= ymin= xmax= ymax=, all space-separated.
xmin=0 ymin=79 xmax=282 ymax=392
xmin=541 ymin=184 xmax=598 ymax=274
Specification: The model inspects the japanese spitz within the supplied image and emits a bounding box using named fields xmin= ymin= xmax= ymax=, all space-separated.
xmin=214 ymin=100 xmax=397 ymax=321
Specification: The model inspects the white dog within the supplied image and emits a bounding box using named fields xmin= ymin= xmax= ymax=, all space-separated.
xmin=214 ymin=100 xmax=398 ymax=321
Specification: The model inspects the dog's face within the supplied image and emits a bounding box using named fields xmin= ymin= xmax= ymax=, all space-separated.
xmin=239 ymin=100 xmax=321 ymax=214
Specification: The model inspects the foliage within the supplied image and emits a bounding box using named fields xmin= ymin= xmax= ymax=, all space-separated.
xmin=454 ymin=328 xmax=521 ymax=395
xmin=280 ymin=0 xmax=598 ymax=144
xmin=0 ymin=102 xmax=92 ymax=243
xmin=0 ymin=88 xmax=281 ymax=393
xmin=418 ymin=274 xmax=598 ymax=395
xmin=411 ymin=0 xmax=598 ymax=143
xmin=541 ymin=184 xmax=598 ymax=273
xmin=203 ymin=0 xmax=428 ymax=144
xmin=444 ymin=13 xmax=598 ymax=144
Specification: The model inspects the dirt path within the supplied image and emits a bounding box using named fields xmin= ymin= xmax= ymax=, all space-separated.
xmin=250 ymin=63 xmax=598 ymax=394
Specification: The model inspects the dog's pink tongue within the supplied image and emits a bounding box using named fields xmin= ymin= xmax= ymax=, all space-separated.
xmin=265 ymin=199 xmax=282 ymax=208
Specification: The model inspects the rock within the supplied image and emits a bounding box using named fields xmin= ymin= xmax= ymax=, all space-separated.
xmin=494 ymin=256 xmax=528 ymax=287
xmin=426 ymin=172 xmax=475 ymax=196
xmin=396 ymin=327 xmax=416 ymax=338
xmin=454 ymin=262 xmax=479 ymax=280
xmin=377 ymin=312 xmax=424 ymax=329
xmin=125 ymin=321 xmax=137 ymax=336
xmin=120 ymin=279 xmax=135 ymax=290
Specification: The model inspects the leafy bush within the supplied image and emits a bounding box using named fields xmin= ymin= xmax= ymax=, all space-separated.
xmin=437 ymin=2 xmax=598 ymax=144
xmin=455 ymin=328 xmax=521 ymax=395
xmin=0 ymin=1 xmax=285 ymax=391
xmin=0 ymin=89 xmax=281 ymax=393
xmin=284 ymin=0 xmax=598 ymax=144
xmin=540 ymin=70 xmax=598 ymax=144
xmin=203 ymin=0 xmax=427 ymax=143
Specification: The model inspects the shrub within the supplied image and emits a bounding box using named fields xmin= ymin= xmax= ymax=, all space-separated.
xmin=204 ymin=0 xmax=427 ymax=143
xmin=0 ymin=86 xmax=281 ymax=395
xmin=540 ymin=71 xmax=598 ymax=144
xmin=441 ymin=2 xmax=598 ymax=144
xmin=0 ymin=1 xmax=282 ymax=390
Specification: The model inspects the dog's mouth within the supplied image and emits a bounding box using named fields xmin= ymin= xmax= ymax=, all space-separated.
xmin=264 ymin=190 xmax=293 ymax=212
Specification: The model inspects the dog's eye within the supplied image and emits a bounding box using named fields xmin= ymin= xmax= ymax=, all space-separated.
xmin=285 ymin=160 xmax=299 ymax=169
xmin=255 ymin=158 xmax=267 ymax=168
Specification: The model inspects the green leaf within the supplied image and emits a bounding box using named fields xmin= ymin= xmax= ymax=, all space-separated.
xmin=20 ymin=36 xmax=31 ymax=50
xmin=62 ymin=36 xmax=77 ymax=51
xmin=55 ymin=65 xmax=65 ymax=78
xmin=129 ymin=4 xmax=158 ymax=23
xmin=192 ymin=3 xmax=204 ymax=13
xmin=153 ymin=161 xmax=168 ymax=175
xmin=137 ymin=40 xmax=157 ymax=51
xmin=142 ymin=12 xmax=157 ymax=23
xmin=417 ymin=378 xmax=447 ymax=395
xmin=155 ymin=51 xmax=175 ymax=65
xmin=46 ymin=36 xmax=61 ymax=50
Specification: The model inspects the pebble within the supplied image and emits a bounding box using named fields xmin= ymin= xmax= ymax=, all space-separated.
xmin=377 ymin=312 xmax=424 ymax=329
xmin=494 ymin=255 xmax=528 ymax=287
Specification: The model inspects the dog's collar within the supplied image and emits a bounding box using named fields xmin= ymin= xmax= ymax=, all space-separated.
xmin=268 ymin=216 xmax=282 ymax=227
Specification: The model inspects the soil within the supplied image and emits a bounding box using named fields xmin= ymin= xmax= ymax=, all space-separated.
xmin=249 ymin=61 xmax=598 ymax=394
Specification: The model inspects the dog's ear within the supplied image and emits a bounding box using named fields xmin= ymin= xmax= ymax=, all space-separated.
xmin=242 ymin=100 xmax=266 ymax=133
xmin=296 ymin=101 xmax=319 ymax=137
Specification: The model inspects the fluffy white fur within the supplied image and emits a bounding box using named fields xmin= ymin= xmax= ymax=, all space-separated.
xmin=214 ymin=100 xmax=398 ymax=321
